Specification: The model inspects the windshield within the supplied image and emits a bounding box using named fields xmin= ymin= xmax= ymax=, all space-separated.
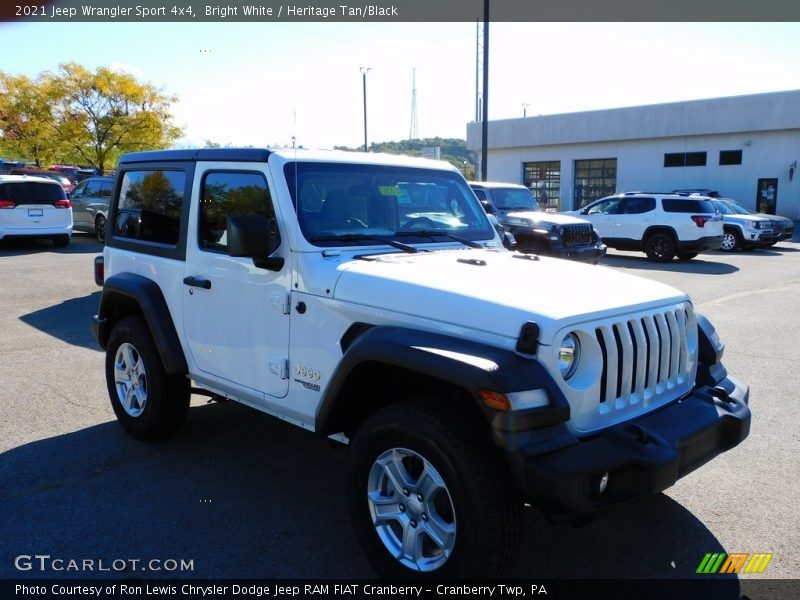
xmin=285 ymin=162 xmax=495 ymax=247
xmin=724 ymin=201 xmax=754 ymax=215
xmin=490 ymin=188 xmax=540 ymax=210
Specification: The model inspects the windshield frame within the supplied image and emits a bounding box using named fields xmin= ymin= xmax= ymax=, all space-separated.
xmin=284 ymin=161 xmax=497 ymax=248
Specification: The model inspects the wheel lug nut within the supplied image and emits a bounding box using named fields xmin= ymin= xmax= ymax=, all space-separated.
xmin=421 ymin=513 xmax=429 ymax=522
xmin=403 ymin=488 xmax=410 ymax=496
xmin=417 ymin=493 xmax=424 ymax=501
xmin=399 ymin=504 xmax=406 ymax=512
xmin=410 ymin=520 xmax=417 ymax=528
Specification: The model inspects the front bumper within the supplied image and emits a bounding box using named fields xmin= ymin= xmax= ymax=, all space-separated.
xmin=502 ymin=376 xmax=750 ymax=517
xmin=545 ymin=242 xmax=607 ymax=264
xmin=741 ymin=229 xmax=775 ymax=247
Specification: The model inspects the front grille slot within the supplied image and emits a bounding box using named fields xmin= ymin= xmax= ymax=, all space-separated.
xmin=593 ymin=308 xmax=691 ymax=410
xmin=562 ymin=224 xmax=594 ymax=247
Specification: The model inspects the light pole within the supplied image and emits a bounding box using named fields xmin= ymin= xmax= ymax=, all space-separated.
xmin=522 ymin=103 xmax=530 ymax=117
xmin=360 ymin=67 xmax=371 ymax=152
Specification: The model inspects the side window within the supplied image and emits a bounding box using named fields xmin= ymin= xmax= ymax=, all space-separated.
xmin=621 ymin=197 xmax=655 ymax=214
xmin=586 ymin=198 xmax=622 ymax=215
xmin=83 ymin=181 xmax=100 ymax=197
xmin=70 ymin=182 xmax=87 ymax=199
xmin=99 ymin=181 xmax=113 ymax=198
xmin=472 ymin=189 xmax=487 ymax=201
xmin=199 ymin=171 xmax=274 ymax=253
xmin=115 ymin=170 xmax=185 ymax=245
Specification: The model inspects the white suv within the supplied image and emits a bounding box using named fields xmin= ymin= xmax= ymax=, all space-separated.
xmin=572 ymin=192 xmax=723 ymax=262
xmin=0 ymin=175 xmax=72 ymax=246
xmin=91 ymin=149 xmax=749 ymax=577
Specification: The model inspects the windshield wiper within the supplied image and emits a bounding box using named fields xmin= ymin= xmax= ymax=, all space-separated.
xmin=394 ymin=230 xmax=483 ymax=249
xmin=310 ymin=234 xmax=418 ymax=253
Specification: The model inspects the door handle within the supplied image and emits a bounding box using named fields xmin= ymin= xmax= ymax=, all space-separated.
xmin=183 ymin=276 xmax=211 ymax=289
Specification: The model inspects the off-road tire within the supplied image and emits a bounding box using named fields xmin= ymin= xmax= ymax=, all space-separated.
xmin=347 ymin=397 xmax=522 ymax=578
xmin=105 ymin=316 xmax=190 ymax=440
xmin=644 ymin=233 xmax=677 ymax=262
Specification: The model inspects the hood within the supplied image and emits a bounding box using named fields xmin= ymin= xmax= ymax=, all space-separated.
xmin=753 ymin=212 xmax=793 ymax=223
xmin=332 ymin=249 xmax=687 ymax=344
xmin=722 ymin=214 xmax=773 ymax=224
xmin=502 ymin=210 xmax=592 ymax=228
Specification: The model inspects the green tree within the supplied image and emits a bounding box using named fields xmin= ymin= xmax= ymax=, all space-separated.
xmin=0 ymin=63 xmax=183 ymax=174
xmin=0 ymin=72 xmax=57 ymax=167
xmin=335 ymin=137 xmax=477 ymax=178
xmin=46 ymin=63 xmax=183 ymax=174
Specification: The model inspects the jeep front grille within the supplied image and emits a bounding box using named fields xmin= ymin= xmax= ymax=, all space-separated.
xmin=561 ymin=224 xmax=594 ymax=247
xmin=556 ymin=303 xmax=698 ymax=434
xmin=595 ymin=306 xmax=693 ymax=408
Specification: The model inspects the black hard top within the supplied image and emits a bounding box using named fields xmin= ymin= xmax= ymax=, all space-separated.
xmin=119 ymin=148 xmax=272 ymax=164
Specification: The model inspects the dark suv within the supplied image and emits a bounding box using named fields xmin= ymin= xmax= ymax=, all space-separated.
xmin=469 ymin=181 xmax=606 ymax=263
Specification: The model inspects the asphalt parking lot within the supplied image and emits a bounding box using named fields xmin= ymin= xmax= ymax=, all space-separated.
xmin=1 ymin=232 xmax=798 ymax=589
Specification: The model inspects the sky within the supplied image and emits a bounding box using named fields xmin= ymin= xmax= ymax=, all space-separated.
xmin=2 ymin=20 xmax=800 ymax=150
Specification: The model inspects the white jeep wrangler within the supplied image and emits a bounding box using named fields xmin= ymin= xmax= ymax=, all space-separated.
xmin=92 ymin=148 xmax=750 ymax=578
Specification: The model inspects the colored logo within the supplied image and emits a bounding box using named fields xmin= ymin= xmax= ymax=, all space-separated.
xmin=696 ymin=552 xmax=773 ymax=574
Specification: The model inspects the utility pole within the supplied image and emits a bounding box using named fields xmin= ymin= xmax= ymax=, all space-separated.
xmin=480 ymin=0 xmax=489 ymax=181
xmin=360 ymin=67 xmax=371 ymax=152
xmin=410 ymin=68 xmax=418 ymax=140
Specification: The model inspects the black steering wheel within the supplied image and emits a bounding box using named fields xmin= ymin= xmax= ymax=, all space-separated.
xmin=401 ymin=217 xmax=437 ymax=231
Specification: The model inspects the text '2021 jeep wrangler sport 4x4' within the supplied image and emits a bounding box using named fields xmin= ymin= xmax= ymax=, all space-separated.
xmin=92 ymin=149 xmax=750 ymax=578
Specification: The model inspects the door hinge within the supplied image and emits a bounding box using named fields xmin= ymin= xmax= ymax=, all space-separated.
xmin=269 ymin=358 xmax=289 ymax=380
xmin=270 ymin=292 xmax=290 ymax=314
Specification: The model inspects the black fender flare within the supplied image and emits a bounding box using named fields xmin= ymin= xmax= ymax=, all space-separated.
xmin=94 ymin=273 xmax=188 ymax=375
xmin=316 ymin=325 xmax=569 ymax=435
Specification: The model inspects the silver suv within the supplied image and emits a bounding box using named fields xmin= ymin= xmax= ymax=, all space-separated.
xmin=572 ymin=192 xmax=723 ymax=262
xmin=711 ymin=198 xmax=775 ymax=251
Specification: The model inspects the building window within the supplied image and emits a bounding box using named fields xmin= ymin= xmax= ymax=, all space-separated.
xmin=664 ymin=152 xmax=707 ymax=167
xmin=574 ymin=158 xmax=617 ymax=209
xmin=719 ymin=150 xmax=743 ymax=165
xmin=523 ymin=161 xmax=560 ymax=211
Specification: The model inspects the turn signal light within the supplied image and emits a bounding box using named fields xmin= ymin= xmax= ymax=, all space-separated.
xmin=479 ymin=389 xmax=511 ymax=412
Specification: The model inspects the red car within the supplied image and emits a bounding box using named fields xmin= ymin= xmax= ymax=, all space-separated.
xmin=9 ymin=169 xmax=75 ymax=193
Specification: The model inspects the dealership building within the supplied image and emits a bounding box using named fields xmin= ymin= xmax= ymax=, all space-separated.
xmin=466 ymin=89 xmax=800 ymax=219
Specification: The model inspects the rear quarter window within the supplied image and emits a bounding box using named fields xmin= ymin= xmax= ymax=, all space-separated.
xmin=661 ymin=199 xmax=716 ymax=213
xmin=114 ymin=170 xmax=185 ymax=245
xmin=0 ymin=182 xmax=66 ymax=204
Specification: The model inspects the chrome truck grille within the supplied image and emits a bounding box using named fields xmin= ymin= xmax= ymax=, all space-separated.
xmin=552 ymin=303 xmax=698 ymax=434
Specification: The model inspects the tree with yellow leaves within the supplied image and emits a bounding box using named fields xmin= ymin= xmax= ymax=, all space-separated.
xmin=1 ymin=63 xmax=183 ymax=174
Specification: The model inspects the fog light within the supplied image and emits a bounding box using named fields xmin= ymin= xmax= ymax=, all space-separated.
xmin=598 ymin=471 xmax=609 ymax=495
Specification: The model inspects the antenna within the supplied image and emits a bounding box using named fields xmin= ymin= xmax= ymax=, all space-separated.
xmin=410 ymin=68 xmax=418 ymax=140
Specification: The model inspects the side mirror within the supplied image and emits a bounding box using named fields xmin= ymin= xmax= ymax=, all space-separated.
xmin=480 ymin=199 xmax=495 ymax=214
xmin=227 ymin=215 xmax=284 ymax=271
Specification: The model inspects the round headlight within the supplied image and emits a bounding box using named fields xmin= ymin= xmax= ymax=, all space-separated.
xmin=558 ymin=333 xmax=580 ymax=379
